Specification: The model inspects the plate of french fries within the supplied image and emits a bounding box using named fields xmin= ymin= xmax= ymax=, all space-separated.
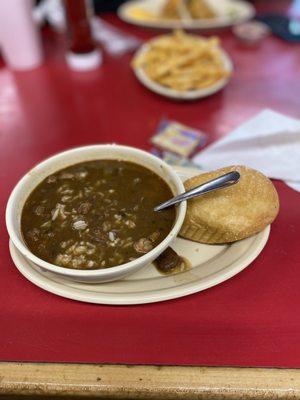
xmin=131 ymin=30 xmax=233 ymax=100
xmin=118 ymin=0 xmax=255 ymax=30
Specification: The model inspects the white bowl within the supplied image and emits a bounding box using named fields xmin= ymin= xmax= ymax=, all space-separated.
xmin=6 ymin=145 xmax=186 ymax=283
xmin=133 ymin=38 xmax=233 ymax=101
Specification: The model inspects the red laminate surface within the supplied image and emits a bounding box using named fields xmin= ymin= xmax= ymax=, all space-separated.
xmin=0 ymin=1 xmax=300 ymax=367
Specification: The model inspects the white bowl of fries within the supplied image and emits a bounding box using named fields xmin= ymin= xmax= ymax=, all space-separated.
xmin=132 ymin=30 xmax=233 ymax=100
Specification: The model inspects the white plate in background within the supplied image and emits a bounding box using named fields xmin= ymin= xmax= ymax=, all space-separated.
xmin=118 ymin=0 xmax=255 ymax=30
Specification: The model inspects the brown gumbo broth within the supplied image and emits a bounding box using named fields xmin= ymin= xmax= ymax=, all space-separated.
xmin=21 ymin=160 xmax=175 ymax=270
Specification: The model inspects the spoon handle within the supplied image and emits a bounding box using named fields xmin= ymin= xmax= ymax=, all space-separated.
xmin=154 ymin=171 xmax=240 ymax=212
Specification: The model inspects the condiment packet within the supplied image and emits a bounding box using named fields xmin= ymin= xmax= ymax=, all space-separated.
xmin=151 ymin=119 xmax=207 ymax=158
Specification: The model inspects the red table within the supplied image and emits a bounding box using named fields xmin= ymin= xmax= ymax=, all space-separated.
xmin=1 ymin=0 xmax=300 ymax=371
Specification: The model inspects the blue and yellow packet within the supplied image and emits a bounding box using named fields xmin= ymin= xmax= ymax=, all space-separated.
xmin=151 ymin=119 xmax=207 ymax=158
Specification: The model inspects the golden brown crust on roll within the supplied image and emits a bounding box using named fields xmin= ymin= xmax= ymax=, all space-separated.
xmin=179 ymin=165 xmax=279 ymax=244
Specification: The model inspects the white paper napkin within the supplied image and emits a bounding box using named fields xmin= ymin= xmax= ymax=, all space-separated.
xmin=193 ymin=109 xmax=300 ymax=191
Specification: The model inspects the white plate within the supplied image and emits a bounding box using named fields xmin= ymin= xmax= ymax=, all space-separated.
xmin=9 ymin=166 xmax=270 ymax=305
xmin=118 ymin=0 xmax=255 ymax=30
xmin=133 ymin=38 xmax=233 ymax=100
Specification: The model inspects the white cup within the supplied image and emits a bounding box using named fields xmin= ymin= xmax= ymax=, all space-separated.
xmin=0 ymin=0 xmax=43 ymax=70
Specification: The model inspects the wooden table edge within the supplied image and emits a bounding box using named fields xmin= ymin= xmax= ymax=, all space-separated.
xmin=0 ymin=362 xmax=300 ymax=399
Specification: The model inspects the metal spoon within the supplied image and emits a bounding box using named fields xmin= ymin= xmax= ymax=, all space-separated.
xmin=154 ymin=171 xmax=240 ymax=212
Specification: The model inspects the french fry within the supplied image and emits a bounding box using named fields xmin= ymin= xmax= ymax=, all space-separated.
xmin=132 ymin=30 xmax=230 ymax=92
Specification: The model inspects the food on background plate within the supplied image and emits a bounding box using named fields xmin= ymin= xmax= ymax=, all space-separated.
xmin=180 ymin=165 xmax=279 ymax=244
xmin=161 ymin=0 xmax=185 ymax=19
xmin=128 ymin=7 xmax=157 ymax=21
xmin=21 ymin=160 xmax=175 ymax=270
xmin=161 ymin=0 xmax=215 ymax=20
xmin=187 ymin=0 xmax=215 ymax=19
xmin=129 ymin=0 xmax=216 ymax=22
xmin=132 ymin=30 xmax=230 ymax=92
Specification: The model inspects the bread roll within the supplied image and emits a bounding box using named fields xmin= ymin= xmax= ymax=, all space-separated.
xmin=179 ymin=165 xmax=279 ymax=244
